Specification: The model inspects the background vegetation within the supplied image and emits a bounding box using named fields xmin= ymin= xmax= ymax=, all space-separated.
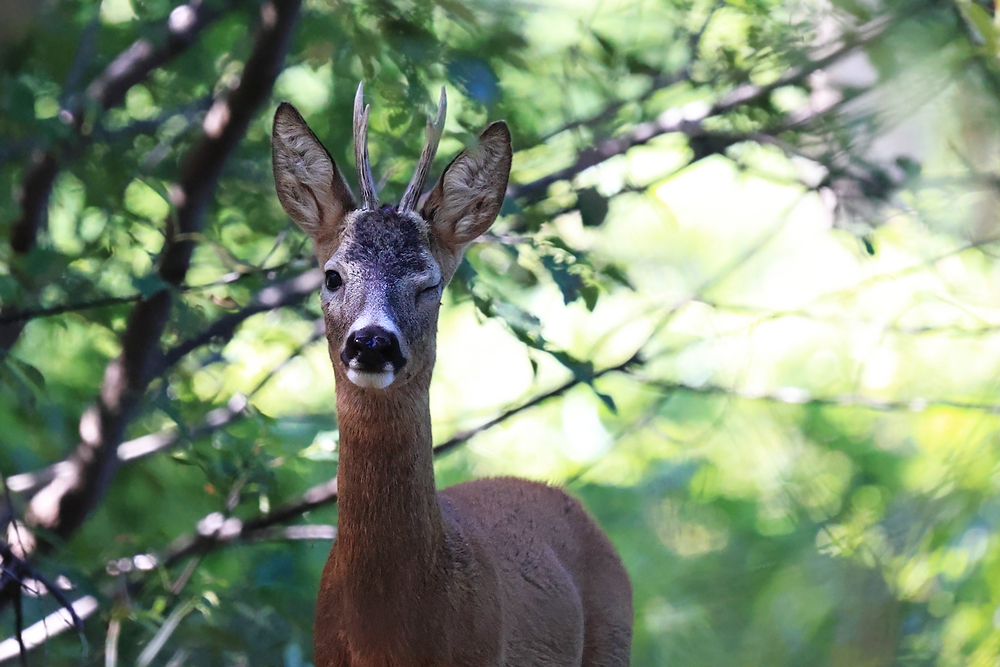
xmin=3 ymin=0 xmax=1000 ymax=664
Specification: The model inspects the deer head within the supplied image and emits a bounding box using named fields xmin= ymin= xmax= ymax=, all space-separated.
xmin=271 ymin=83 xmax=512 ymax=390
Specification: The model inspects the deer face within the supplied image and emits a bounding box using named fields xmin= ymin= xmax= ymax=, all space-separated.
xmin=317 ymin=207 xmax=441 ymax=389
xmin=271 ymin=86 xmax=512 ymax=390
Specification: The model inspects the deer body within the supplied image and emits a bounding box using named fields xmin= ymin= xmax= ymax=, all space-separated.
xmin=272 ymin=84 xmax=632 ymax=667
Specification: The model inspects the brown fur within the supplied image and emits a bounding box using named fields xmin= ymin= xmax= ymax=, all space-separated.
xmin=271 ymin=97 xmax=633 ymax=667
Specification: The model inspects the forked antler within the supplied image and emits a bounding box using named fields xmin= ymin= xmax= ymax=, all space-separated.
xmin=353 ymin=83 xmax=447 ymax=212
xmin=399 ymin=86 xmax=447 ymax=212
xmin=354 ymin=82 xmax=378 ymax=210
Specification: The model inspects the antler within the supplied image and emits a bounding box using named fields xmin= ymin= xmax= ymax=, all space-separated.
xmin=354 ymin=82 xmax=378 ymax=210
xmin=398 ymin=86 xmax=447 ymax=212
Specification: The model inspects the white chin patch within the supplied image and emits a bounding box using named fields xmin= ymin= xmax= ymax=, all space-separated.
xmin=346 ymin=368 xmax=396 ymax=389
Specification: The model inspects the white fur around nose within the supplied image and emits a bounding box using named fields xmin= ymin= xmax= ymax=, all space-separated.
xmin=346 ymin=368 xmax=396 ymax=389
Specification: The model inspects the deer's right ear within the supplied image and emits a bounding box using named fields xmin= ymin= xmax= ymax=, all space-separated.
xmin=272 ymin=102 xmax=356 ymax=240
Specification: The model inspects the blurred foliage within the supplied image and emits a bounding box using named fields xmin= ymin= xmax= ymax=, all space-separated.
xmin=4 ymin=0 xmax=1000 ymax=665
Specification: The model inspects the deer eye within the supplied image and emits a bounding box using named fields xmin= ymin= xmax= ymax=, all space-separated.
xmin=325 ymin=270 xmax=343 ymax=291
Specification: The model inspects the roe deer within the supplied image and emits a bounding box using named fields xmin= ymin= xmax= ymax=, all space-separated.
xmin=271 ymin=83 xmax=633 ymax=667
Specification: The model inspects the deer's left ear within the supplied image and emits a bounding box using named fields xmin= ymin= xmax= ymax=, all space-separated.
xmin=421 ymin=121 xmax=512 ymax=250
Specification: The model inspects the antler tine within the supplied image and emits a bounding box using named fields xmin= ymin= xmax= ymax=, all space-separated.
xmin=354 ymin=81 xmax=378 ymax=210
xmin=399 ymin=86 xmax=447 ymax=212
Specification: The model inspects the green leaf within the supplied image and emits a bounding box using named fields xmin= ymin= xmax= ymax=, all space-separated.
xmin=8 ymin=357 xmax=45 ymax=391
xmin=13 ymin=247 xmax=67 ymax=284
xmin=436 ymin=0 xmax=479 ymax=26
xmin=548 ymin=349 xmax=594 ymax=381
xmin=472 ymin=292 xmax=494 ymax=318
xmin=862 ymin=235 xmax=876 ymax=256
xmin=592 ymin=388 xmax=618 ymax=414
xmin=961 ymin=3 xmax=999 ymax=57
xmin=600 ymin=263 xmax=633 ymax=289
xmin=132 ymin=273 xmax=170 ymax=298
xmin=576 ymin=187 xmax=609 ymax=227
xmin=580 ymin=283 xmax=599 ymax=311
xmin=494 ymin=300 xmax=542 ymax=336
xmin=895 ymin=156 xmax=922 ymax=181
xmin=541 ymin=255 xmax=584 ymax=305
xmin=0 ymin=362 xmax=37 ymax=408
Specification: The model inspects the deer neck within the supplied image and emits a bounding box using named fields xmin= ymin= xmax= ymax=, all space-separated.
xmin=332 ymin=367 xmax=445 ymax=583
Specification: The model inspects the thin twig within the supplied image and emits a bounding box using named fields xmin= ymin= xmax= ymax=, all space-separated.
xmin=433 ymin=353 xmax=641 ymax=456
xmin=105 ymin=617 xmax=120 ymax=667
xmin=159 ymin=269 xmax=322 ymax=371
xmin=640 ymin=378 xmax=1000 ymax=415
xmin=0 ymin=295 xmax=143 ymax=326
xmin=0 ymin=258 xmax=304 ymax=327
xmin=511 ymin=14 xmax=897 ymax=203
xmin=0 ymin=597 xmax=98 ymax=663
xmin=539 ymin=0 xmax=721 ymax=143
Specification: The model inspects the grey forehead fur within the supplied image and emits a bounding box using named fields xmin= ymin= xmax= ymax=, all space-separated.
xmin=338 ymin=206 xmax=434 ymax=278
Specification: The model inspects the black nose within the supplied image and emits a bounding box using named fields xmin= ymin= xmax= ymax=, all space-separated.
xmin=341 ymin=326 xmax=406 ymax=372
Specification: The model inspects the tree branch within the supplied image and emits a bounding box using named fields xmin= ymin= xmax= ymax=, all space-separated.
xmin=433 ymin=353 xmax=641 ymax=456
xmin=7 ymin=319 xmax=323 ymax=501
xmin=156 ymin=353 xmax=643 ymax=568
xmin=642 ymin=378 xmax=1000 ymax=415
xmin=697 ymin=297 xmax=1000 ymax=338
xmin=538 ymin=2 xmax=720 ymax=144
xmin=9 ymin=0 xmax=223 ymax=257
xmin=159 ymin=1 xmax=297 ymax=283
xmin=0 ymin=294 xmax=143 ymax=326
xmin=510 ymin=15 xmax=895 ymax=203
xmin=161 ymin=477 xmax=340 ymax=568
xmin=159 ymin=268 xmax=322 ymax=370
xmin=0 ymin=596 xmax=97 ymax=664
xmin=1 ymin=0 xmax=301 ymax=612
xmin=0 ymin=258 xmax=301 ymax=327
xmin=83 ymin=1 xmax=223 ymax=115
xmin=6 ymin=395 xmax=248 ymax=499
xmin=9 ymin=150 xmax=59 ymax=254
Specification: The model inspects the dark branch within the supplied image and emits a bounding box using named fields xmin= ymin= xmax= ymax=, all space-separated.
xmin=2 ymin=0 xmax=301 ymax=613
xmin=161 ymin=477 xmax=340 ymax=568
xmin=0 ymin=595 xmax=98 ymax=663
xmin=10 ymin=150 xmax=58 ymax=255
xmin=83 ymin=0 xmax=222 ymax=114
xmin=0 ymin=539 xmax=88 ymax=664
xmin=9 ymin=0 xmax=223 ymax=257
xmin=159 ymin=0 xmax=299 ymax=284
xmin=0 ymin=294 xmax=143 ymax=326
xmin=160 ymin=268 xmax=322 ymax=370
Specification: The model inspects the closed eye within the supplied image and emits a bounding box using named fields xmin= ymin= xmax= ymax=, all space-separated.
xmin=418 ymin=283 xmax=441 ymax=300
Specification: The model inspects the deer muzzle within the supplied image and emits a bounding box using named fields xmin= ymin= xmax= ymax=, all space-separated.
xmin=341 ymin=325 xmax=406 ymax=389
